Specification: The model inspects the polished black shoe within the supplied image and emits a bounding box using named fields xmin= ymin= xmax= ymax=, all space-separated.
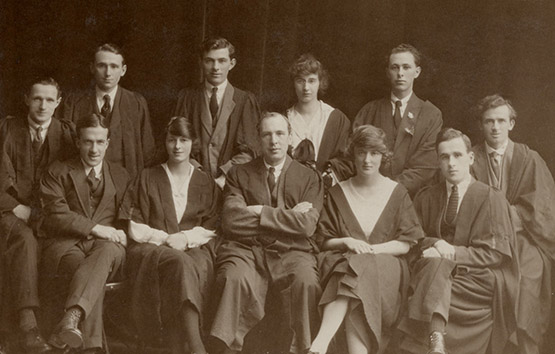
xmin=48 ymin=331 xmax=67 ymax=350
xmin=427 ymin=331 xmax=447 ymax=354
xmin=57 ymin=309 xmax=83 ymax=348
xmin=19 ymin=327 xmax=52 ymax=353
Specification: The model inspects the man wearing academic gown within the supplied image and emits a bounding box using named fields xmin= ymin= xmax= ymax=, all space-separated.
xmin=39 ymin=113 xmax=128 ymax=354
xmin=471 ymin=95 xmax=555 ymax=354
xmin=57 ymin=43 xmax=155 ymax=178
xmin=173 ymin=37 xmax=260 ymax=189
xmin=0 ymin=78 xmax=75 ymax=353
xmin=210 ymin=112 xmax=323 ymax=354
xmin=332 ymin=44 xmax=442 ymax=197
xmin=399 ymin=128 xmax=519 ymax=354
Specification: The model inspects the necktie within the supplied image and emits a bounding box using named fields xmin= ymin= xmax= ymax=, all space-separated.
xmin=210 ymin=87 xmax=218 ymax=128
xmin=393 ymin=100 xmax=402 ymax=130
xmin=490 ymin=152 xmax=501 ymax=180
xmin=87 ymin=168 xmax=100 ymax=193
xmin=445 ymin=184 xmax=458 ymax=224
xmin=32 ymin=126 xmax=43 ymax=156
xmin=267 ymin=167 xmax=276 ymax=192
xmin=101 ymin=94 xmax=111 ymax=117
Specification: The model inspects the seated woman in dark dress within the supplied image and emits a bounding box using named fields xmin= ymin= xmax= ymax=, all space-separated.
xmin=126 ymin=116 xmax=220 ymax=354
xmin=308 ymin=125 xmax=423 ymax=354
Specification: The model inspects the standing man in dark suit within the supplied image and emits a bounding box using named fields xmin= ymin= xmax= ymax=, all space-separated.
xmin=471 ymin=95 xmax=555 ymax=354
xmin=210 ymin=112 xmax=323 ymax=354
xmin=335 ymin=44 xmax=442 ymax=197
xmin=40 ymin=113 xmax=128 ymax=354
xmin=58 ymin=43 xmax=155 ymax=178
xmin=0 ymin=77 xmax=75 ymax=353
xmin=173 ymin=37 xmax=260 ymax=189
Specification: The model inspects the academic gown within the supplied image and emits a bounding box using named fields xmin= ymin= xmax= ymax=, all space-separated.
xmin=399 ymin=181 xmax=519 ymax=354
xmin=472 ymin=142 xmax=555 ymax=351
xmin=331 ymin=94 xmax=442 ymax=197
xmin=58 ymin=86 xmax=155 ymax=178
xmin=173 ymin=84 xmax=260 ymax=177
xmin=316 ymin=183 xmax=423 ymax=353
xmin=125 ymin=164 xmax=220 ymax=342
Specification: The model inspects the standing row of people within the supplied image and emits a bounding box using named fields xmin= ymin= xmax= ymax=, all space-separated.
xmin=0 ymin=36 xmax=553 ymax=354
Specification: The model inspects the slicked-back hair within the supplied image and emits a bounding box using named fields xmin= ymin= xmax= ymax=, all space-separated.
xmin=257 ymin=112 xmax=292 ymax=135
xmin=94 ymin=43 xmax=126 ymax=65
xmin=347 ymin=125 xmax=392 ymax=165
xmin=289 ymin=54 xmax=330 ymax=94
xmin=76 ymin=113 xmax=110 ymax=138
xmin=200 ymin=37 xmax=236 ymax=60
xmin=436 ymin=128 xmax=472 ymax=152
xmin=474 ymin=94 xmax=517 ymax=122
xmin=387 ymin=43 xmax=422 ymax=67
xmin=166 ymin=116 xmax=200 ymax=157
xmin=27 ymin=77 xmax=61 ymax=99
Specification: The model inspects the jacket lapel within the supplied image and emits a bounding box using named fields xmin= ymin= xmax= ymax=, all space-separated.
xmin=212 ymin=84 xmax=236 ymax=140
xmin=68 ymin=159 xmax=91 ymax=218
xmin=377 ymin=99 xmax=395 ymax=149
xmin=92 ymin=161 xmax=116 ymax=221
xmin=198 ymin=86 xmax=213 ymax=136
xmin=154 ymin=166 xmax=180 ymax=233
xmin=394 ymin=94 xmax=423 ymax=151
xmin=46 ymin=119 xmax=62 ymax=164
xmin=472 ymin=143 xmax=490 ymax=184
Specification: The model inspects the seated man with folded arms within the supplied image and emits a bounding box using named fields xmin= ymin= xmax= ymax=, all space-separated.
xmin=399 ymin=128 xmax=518 ymax=354
xmin=332 ymin=44 xmax=442 ymax=197
xmin=40 ymin=113 xmax=129 ymax=354
xmin=210 ymin=112 xmax=323 ymax=354
xmin=471 ymin=95 xmax=555 ymax=354
xmin=0 ymin=77 xmax=75 ymax=353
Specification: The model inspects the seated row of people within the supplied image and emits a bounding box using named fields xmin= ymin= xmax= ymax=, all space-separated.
xmin=0 ymin=36 xmax=553 ymax=354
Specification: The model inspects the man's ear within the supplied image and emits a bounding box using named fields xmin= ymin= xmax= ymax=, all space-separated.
xmin=229 ymin=58 xmax=237 ymax=71
xmin=414 ymin=66 xmax=422 ymax=79
xmin=121 ymin=64 xmax=127 ymax=77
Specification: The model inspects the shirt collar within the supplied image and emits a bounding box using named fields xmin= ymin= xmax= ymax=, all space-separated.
xmin=95 ymin=85 xmax=118 ymax=104
xmin=205 ymin=79 xmax=228 ymax=95
xmin=81 ymin=160 xmax=103 ymax=179
xmin=263 ymin=157 xmax=286 ymax=175
xmin=390 ymin=91 xmax=413 ymax=107
xmin=445 ymin=173 xmax=472 ymax=199
xmin=27 ymin=116 xmax=52 ymax=131
xmin=485 ymin=139 xmax=510 ymax=156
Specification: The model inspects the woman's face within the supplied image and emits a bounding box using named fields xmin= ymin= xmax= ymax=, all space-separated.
xmin=353 ymin=147 xmax=383 ymax=177
xmin=294 ymin=73 xmax=320 ymax=104
xmin=166 ymin=133 xmax=192 ymax=164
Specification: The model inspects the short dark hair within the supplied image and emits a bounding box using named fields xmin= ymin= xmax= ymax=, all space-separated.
xmin=436 ymin=128 xmax=472 ymax=152
xmin=387 ymin=43 xmax=422 ymax=67
xmin=93 ymin=43 xmax=126 ymax=65
xmin=289 ymin=54 xmax=330 ymax=94
xmin=257 ymin=112 xmax=291 ymax=135
xmin=165 ymin=116 xmax=200 ymax=157
xmin=76 ymin=113 xmax=110 ymax=138
xmin=200 ymin=37 xmax=235 ymax=60
xmin=474 ymin=94 xmax=517 ymax=122
xmin=27 ymin=77 xmax=61 ymax=99
xmin=347 ymin=125 xmax=392 ymax=166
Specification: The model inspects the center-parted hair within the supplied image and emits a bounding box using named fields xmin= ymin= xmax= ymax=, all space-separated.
xmin=200 ymin=37 xmax=236 ymax=60
xmin=257 ymin=112 xmax=292 ymax=135
xmin=165 ymin=116 xmax=200 ymax=156
xmin=435 ymin=128 xmax=472 ymax=152
xmin=289 ymin=54 xmax=330 ymax=94
xmin=94 ymin=43 xmax=126 ymax=65
xmin=347 ymin=125 xmax=392 ymax=165
xmin=76 ymin=113 xmax=110 ymax=138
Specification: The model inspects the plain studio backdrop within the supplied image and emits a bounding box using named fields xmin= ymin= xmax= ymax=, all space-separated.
xmin=1 ymin=0 xmax=554 ymax=176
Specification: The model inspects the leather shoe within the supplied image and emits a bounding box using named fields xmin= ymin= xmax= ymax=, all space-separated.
xmin=48 ymin=331 xmax=67 ymax=350
xmin=19 ymin=327 xmax=52 ymax=353
xmin=427 ymin=331 xmax=447 ymax=354
xmin=57 ymin=309 xmax=83 ymax=348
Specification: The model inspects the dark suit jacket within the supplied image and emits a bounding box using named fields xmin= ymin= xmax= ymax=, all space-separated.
xmin=0 ymin=116 xmax=76 ymax=228
xmin=173 ymin=83 xmax=260 ymax=177
xmin=58 ymin=86 xmax=155 ymax=178
xmin=353 ymin=94 xmax=442 ymax=196
xmin=221 ymin=156 xmax=324 ymax=252
xmin=39 ymin=158 xmax=129 ymax=277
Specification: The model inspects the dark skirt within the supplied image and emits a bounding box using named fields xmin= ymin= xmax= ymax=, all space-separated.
xmin=126 ymin=238 xmax=218 ymax=341
xmin=319 ymin=251 xmax=405 ymax=352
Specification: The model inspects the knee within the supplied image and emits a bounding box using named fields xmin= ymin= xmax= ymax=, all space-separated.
xmin=96 ymin=241 xmax=125 ymax=262
xmin=290 ymin=267 xmax=321 ymax=295
xmin=216 ymin=261 xmax=253 ymax=289
xmin=6 ymin=222 xmax=37 ymax=255
xmin=415 ymin=257 xmax=455 ymax=273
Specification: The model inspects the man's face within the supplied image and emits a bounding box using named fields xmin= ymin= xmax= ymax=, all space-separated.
xmin=386 ymin=51 xmax=421 ymax=98
xmin=438 ymin=137 xmax=474 ymax=185
xmin=91 ymin=50 xmax=127 ymax=92
xmin=201 ymin=48 xmax=236 ymax=86
xmin=480 ymin=105 xmax=515 ymax=149
xmin=25 ymin=84 xmax=61 ymax=124
xmin=294 ymin=73 xmax=320 ymax=104
xmin=77 ymin=126 xmax=110 ymax=168
xmin=259 ymin=115 xmax=291 ymax=166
